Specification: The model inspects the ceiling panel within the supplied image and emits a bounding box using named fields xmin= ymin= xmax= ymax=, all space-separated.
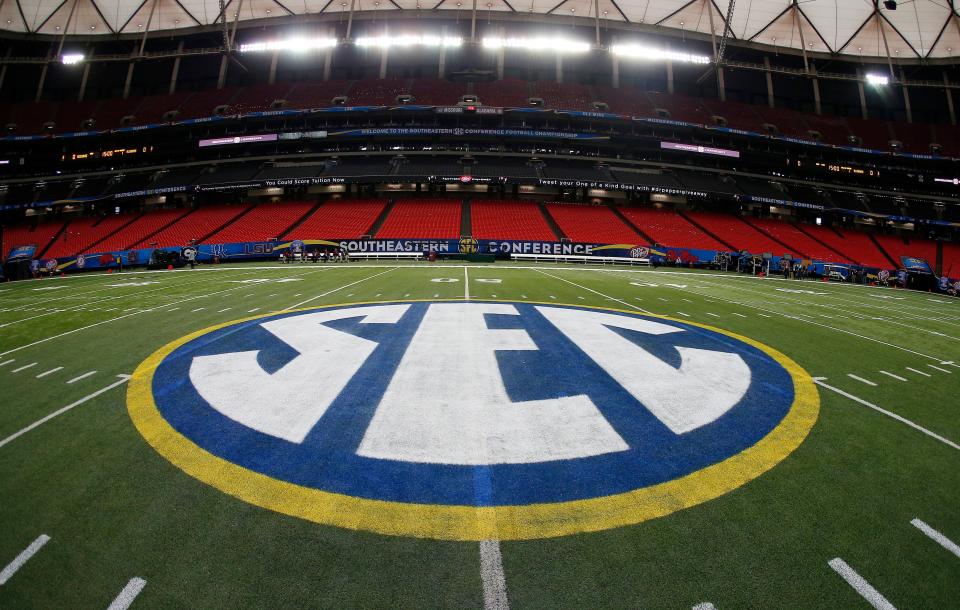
xmin=1 ymin=0 xmax=956 ymax=60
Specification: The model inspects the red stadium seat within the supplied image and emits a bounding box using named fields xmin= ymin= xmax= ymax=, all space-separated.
xmin=620 ymin=207 xmax=726 ymax=250
xmin=545 ymin=203 xmax=640 ymax=243
xmin=471 ymin=200 xmax=556 ymax=241
xmin=131 ymin=205 xmax=250 ymax=248
xmin=800 ymin=224 xmax=891 ymax=268
xmin=683 ymin=212 xmax=784 ymax=254
xmin=377 ymin=199 xmax=462 ymax=239
xmin=206 ymin=201 xmax=314 ymax=243
xmin=286 ymin=199 xmax=388 ymax=240
xmin=1 ymin=221 xmax=65 ymax=260
xmin=44 ymin=215 xmax=138 ymax=258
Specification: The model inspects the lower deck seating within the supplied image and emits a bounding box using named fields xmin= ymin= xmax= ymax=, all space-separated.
xmin=132 ymin=205 xmax=249 ymax=248
xmin=206 ymin=201 xmax=314 ymax=243
xmin=376 ymin=199 xmax=462 ymax=239
xmin=620 ymin=207 xmax=726 ymax=250
xmin=746 ymin=218 xmax=846 ymax=262
xmin=802 ymin=225 xmax=890 ymax=268
xmin=1 ymin=221 xmax=64 ymax=260
xmin=286 ymin=199 xmax=387 ymax=240
xmin=471 ymin=200 xmax=555 ymax=241
xmin=91 ymin=209 xmax=186 ymax=252
xmin=684 ymin=212 xmax=784 ymax=254
xmin=44 ymin=215 xmax=137 ymax=259
xmin=544 ymin=204 xmax=640 ymax=244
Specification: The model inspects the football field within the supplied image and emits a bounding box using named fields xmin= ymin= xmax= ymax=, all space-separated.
xmin=0 ymin=261 xmax=957 ymax=609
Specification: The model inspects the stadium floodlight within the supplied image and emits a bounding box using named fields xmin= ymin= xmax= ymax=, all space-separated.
xmin=239 ymin=37 xmax=337 ymax=54
xmin=611 ymin=43 xmax=710 ymax=65
xmin=61 ymin=53 xmax=84 ymax=65
xmin=865 ymin=73 xmax=890 ymax=86
xmin=482 ymin=36 xmax=590 ymax=54
xmin=355 ymin=35 xmax=462 ymax=48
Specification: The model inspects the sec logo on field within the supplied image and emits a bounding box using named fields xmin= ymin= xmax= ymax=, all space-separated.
xmin=128 ymin=301 xmax=818 ymax=540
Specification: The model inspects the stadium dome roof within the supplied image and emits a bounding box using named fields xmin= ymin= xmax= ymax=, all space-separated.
xmin=1 ymin=0 xmax=959 ymax=60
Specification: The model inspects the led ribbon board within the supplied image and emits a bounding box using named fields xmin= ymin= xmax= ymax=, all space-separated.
xmin=129 ymin=302 xmax=818 ymax=540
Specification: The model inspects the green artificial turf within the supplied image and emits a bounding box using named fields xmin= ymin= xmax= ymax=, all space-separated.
xmin=0 ymin=261 xmax=957 ymax=609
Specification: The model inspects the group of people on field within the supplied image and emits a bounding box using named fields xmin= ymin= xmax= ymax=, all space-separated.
xmin=280 ymin=248 xmax=350 ymax=264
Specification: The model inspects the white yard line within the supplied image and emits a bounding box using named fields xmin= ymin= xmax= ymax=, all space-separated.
xmin=0 ymin=359 xmax=15 ymax=367
xmin=692 ymin=604 xmax=716 ymax=610
xmin=217 ymin=308 xmax=232 ymax=313
xmin=676 ymin=311 xmax=691 ymax=317
xmin=464 ymin=266 xmax=470 ymax=300
xmin=36 ymin=367 xmax=63 ymax=378
xmin=706 ymin=313 xmax=720 ymax=317
xmin=814 ymin=378 xmax=959 ymax=451
xmin=878 ymin=371 xmax=907 ymax=382
xmin=0 ymin=375 xmax=130 ymax=450
xmin=247 ymin=308 xmax=261 ymax=313
xmin=285 ymin=268 xmax=398 ymax=310
xmin=66 ymin=370 xmax=97 ymax=384
xmin=191 ymin=308 xmax=205 ymax=313
xmin=534 ymin=269 xmax=653 ymax=314
xmin=480 ymin=540 xmax=510 ymax=610
xmin=911 ymin=519 xmax=960 ymax=559
xmin=928 ymin=364 xmax=952 ymax=373
xmin=106 ymin=577 xmax=147 ymax=610
xmin=0 ymin=535 xmax=51 ymax=585
xmin=0 ymin=277 xmax=284 ymax=359
xmin=11 ymin=363 xmax=37 ymax=373
xmin=828 ymin=558 xmax=896 ymax=610
xmin=0 ymin=272 xmax=240 ymax=324
xmin=906 ymin=367 xmax=932 ymax=377
xmin=847 ymin=374 xmax=877 ymax=386
xmin=731 ymin=312 xmax=748 ymax=318
xmin=603 ymin=270 xmax=953 ymax=363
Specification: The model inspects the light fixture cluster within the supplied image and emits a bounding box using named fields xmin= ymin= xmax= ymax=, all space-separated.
xmin=61 ymin=53 xmax=85 ymax=65
xmin=238 ymin=37 xmax=337 ymax=53
xmin=355 ymin=35 xmax=462 ymax=48
xmin=482 ymin=36 xmax=590 ymax=53
xmin=865 ymin=73 xmax=890 ymax=86
xmin=611 ymin=43 xmax=710 ymax=64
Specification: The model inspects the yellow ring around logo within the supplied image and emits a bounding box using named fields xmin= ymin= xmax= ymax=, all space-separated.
xmin=127 ymin=300 xmax=819 ymax=541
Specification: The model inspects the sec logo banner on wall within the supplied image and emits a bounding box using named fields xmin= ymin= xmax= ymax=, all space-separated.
xmin=128 ymin=301 xmax=818 ymax=540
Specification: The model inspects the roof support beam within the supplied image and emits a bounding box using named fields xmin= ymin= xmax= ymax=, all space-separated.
xmin=345 ymin=0 xmax=357 ymax=39
xmin=793 ymin=4 xmax=809 ymax=74
xmin=55 ymin=0 xmax=78 ymax=57
xmin=470 ymin=0 xmax=476 ymax=42
xmin=137 ymin=0 xmax=159 ymax=57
